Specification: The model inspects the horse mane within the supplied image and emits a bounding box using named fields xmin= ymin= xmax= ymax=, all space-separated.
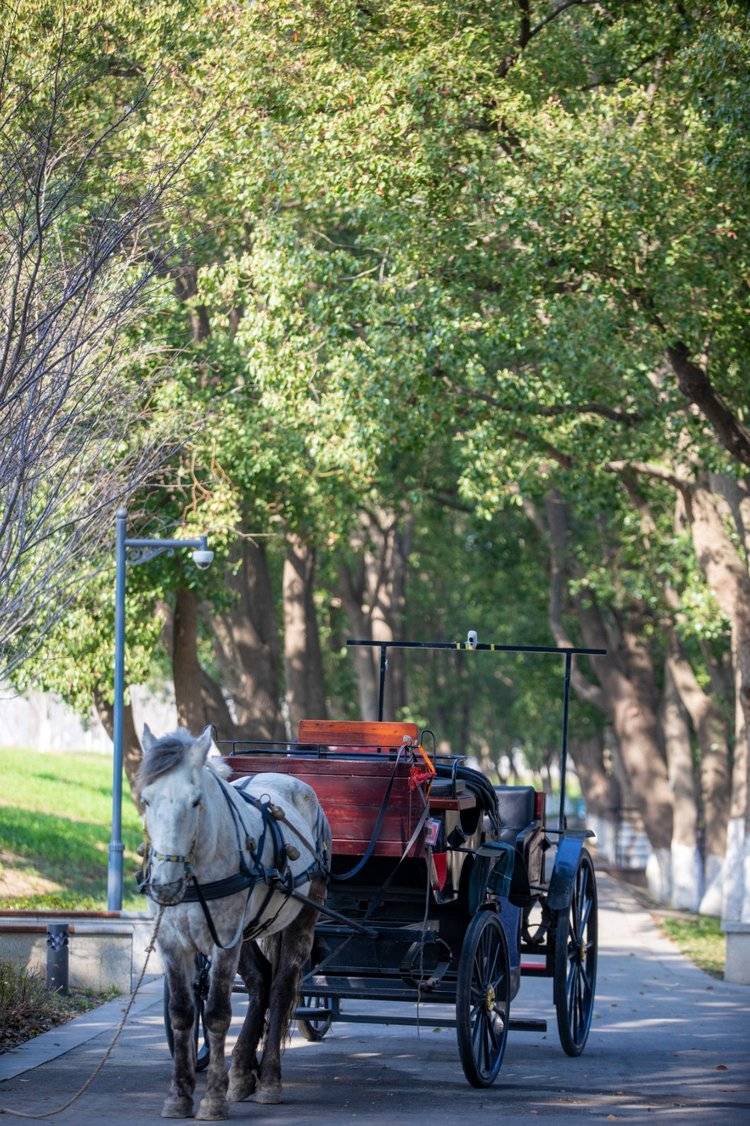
xmin=137 ymin=728 xmax=229 ymax=793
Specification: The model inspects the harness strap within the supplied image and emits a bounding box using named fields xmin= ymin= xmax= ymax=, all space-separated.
xmin=189 ymin=871 xmax=253 ymax=950
xmin=181 ymin=871 xmax=257 ymax=901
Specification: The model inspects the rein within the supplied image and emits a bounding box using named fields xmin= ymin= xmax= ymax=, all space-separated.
xmin=139 ymin=771 xmax=330 ymax=950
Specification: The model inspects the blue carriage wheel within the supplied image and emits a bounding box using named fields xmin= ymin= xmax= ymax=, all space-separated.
xmin=553 ymin=849 xmax=598 ymax=1056
xmin=456 ymin=910 xmax=510 ymax=1088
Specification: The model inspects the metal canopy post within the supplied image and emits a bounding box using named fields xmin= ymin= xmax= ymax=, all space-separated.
xmin=558 ymin=651 xmax=573 ymax=832
xmin=377 ymin=645 xmax=388 ymax=722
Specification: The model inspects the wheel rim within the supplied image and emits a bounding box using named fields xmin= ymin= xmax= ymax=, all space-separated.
xmin=466 ymin=917 xmax=509 ymax=1084
xmin=562 ymin=857 xmax=596 ymax=1047
xmin=300 ymin=993 xmax=331 ymax=1036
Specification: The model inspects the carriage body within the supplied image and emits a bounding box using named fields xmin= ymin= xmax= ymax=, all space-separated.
xmin=219 ymin=712 xmax=598 ymax=1086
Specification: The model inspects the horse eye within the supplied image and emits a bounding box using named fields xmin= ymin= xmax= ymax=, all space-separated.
xmin=192 ymin=797 xmax=201 ymax=808
xmin=141 ymin=798 xmax=150 ymax=808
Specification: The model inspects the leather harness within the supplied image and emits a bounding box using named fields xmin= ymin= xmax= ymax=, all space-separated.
xmin=139 ymin=771 xmax=330 ymax=950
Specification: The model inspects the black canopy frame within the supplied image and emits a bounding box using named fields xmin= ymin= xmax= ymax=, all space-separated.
xmin=346 ymin=637 xmax=606 ymax=832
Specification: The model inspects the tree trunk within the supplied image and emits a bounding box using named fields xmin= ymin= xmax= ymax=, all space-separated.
xmin=93 ymin=689 xmax=142 ymax=803
xmin=708 ymin=473 xmax=750 ymax=563
xmin=339 ymin=509 xmax=412 ymax=721
xmin=539 ymin=491 xmax=674 ymax=896
xmin=366 ymin=510 xmax=412 ymax=720
xmin=571 ymin=730 xmax=619 ymax=817
xmin=578 ymin=598 xmax=674 ymax=899
xmin=210 ymin=539 xmax=283 ymax=740
xmin=339 ymin=557 xmax=380 ymax=720
xmin=661 ymin=658 xmax=702 ymax=910
xmin=283 ymin=533 xmax=327 ymax=733
xmin=667 ymin=636 xmax=730 ymax=914
xmin=199 ymin=669 xmax=235 ymax=741
xmin=685 ymin=481 xmax=750 ymax=923
xmin=571 ymin=728 xmax=620 ymax=867
xmin=173 ymin=586 xmax=207 ymax=733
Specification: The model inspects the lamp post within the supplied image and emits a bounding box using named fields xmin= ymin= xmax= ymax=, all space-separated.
xmin=107 ymin=506 xmax=214 ymax=911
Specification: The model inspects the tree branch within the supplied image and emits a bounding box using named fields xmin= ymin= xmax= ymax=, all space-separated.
xmin=606 ymin=460 xmax=692 ymax=491
xmin=448 ymin=378 xmax=645 ymax=426
xmin=667 ymin=342 xmax=750 ymax=469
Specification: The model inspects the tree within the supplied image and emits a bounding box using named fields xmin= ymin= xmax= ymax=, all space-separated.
xmin=14 ymin=1 xmax=746 ymax=925
xmin=0 ymin=20 xmax=188 ymax=676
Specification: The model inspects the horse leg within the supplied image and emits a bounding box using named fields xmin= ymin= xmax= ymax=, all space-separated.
xmin=255 ymin=883 xmax=323 ymax=1104
xmin=195 ymin=947 xmax=239 ymax=1121
xmin=161 ymin=946 xmax=196 ymax=1119
xmin=227 ymin=942 xmax=271 ymax=1102
xmin=227 ymin=941 xmax=272 ymax=1104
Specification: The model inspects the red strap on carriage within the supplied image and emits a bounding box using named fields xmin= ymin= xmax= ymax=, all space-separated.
xmin=408 ymin=743 xmax=437 ymax=790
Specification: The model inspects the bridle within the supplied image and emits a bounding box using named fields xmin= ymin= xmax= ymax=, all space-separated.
xmin=139 ymin=825 xmax=198 ymax=905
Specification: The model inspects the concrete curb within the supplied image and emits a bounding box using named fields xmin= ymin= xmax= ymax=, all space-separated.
xmin=0 ymin=975 xmax=164 ymax=1083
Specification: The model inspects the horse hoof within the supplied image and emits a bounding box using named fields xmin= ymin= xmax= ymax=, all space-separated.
xmin=196 ymin=1097 xmax=229 ymax=1121
xmin=253 ymin=1086 xmax=282 ymax=1105
xmin=161 ymin=1096 xmax=194 ymax=1118
xmin=227 ymin=1073 xmax=256 ymax=1103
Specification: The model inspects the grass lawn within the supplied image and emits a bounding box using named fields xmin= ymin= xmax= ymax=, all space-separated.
xmin=0 ymin=748 xmax=143 ymax=911
xmin=660 ymin=914 xmax=724 ymax=979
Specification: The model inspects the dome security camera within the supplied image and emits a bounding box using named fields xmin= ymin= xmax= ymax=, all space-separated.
xmin=191 ymin=547 xmax=214 ymax=570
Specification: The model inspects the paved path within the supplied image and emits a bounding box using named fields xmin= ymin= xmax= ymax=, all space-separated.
xmin=1 ymin=874 xmax=748 ymax=1124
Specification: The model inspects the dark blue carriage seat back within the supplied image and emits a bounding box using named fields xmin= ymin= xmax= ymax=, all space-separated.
xmin=494 ymin=785 xmax=536 ymax=832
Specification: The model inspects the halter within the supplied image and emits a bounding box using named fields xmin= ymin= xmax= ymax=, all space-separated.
xmin=149 ymin=848 xmax=195 ymax=866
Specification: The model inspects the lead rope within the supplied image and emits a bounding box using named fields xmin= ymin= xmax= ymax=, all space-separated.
xmin=0 ymin=907 xmax=165 ymax=1120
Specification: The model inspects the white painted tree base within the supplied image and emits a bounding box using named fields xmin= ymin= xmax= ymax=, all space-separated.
xmin=699 ymin=854 xmax=724 ymax=916
xmin=670 ymin=842 xmax=702 ymax=911
xmin=646 ymin=848 xmax=672 ymax=904
xmin=722 ymin=818 xmax=750 ymax=925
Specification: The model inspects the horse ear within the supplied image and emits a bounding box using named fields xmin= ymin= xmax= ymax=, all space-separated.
xmin=190 ymin=725 xmax=213 ymax=768
xmin=142 ymin=723 xmax=155 ymax=753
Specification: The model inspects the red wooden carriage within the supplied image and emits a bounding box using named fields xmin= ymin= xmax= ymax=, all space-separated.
xmin=212 ymin=636 xmax=604 ymax=1087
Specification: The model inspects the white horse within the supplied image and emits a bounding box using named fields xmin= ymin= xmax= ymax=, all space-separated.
xmin=137 ymin=724 xmax=331 ymax=1120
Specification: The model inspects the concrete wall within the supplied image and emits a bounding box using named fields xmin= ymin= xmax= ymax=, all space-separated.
xmin=0 ymin=912 xmax=163 ymax=994
xmin=724 ymin=922 xmax=750 ymax=985
xmin=0 ymin=684 xmax=177 ymax=753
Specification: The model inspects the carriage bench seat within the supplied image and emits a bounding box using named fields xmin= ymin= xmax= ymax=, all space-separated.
xmin=224 ymin=721 xmax=429 ymax=862
xmin=297 ymin=719 xmax=418 ymax=751
xmin=494 ymin=786 xmax=537 ymax=839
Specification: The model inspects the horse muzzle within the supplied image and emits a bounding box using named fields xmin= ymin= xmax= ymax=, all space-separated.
xmin=148 ymin=876 xmax=188 ymax=906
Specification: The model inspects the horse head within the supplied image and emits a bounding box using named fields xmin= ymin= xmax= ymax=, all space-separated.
xmin=137 ymin=724 xmax=214 ymax=905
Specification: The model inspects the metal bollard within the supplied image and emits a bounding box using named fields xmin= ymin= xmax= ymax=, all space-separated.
xmin=46 ymin=923 xmax=69 ymax=995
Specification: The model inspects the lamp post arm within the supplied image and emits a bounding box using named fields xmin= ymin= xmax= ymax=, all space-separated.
xmin=125 ymin=536 xmax=208 ymax=550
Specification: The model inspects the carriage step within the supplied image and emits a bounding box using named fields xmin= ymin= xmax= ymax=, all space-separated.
xmin=304 ymin=975 xmax=456 ymax=1003
xmin=508 ymin=1017 xmax=547 ymax=1032
xmin=520 ymin=960 xmax=551 ymax=975
xmin=293 ymin=1010 xmax=547 ymax=1033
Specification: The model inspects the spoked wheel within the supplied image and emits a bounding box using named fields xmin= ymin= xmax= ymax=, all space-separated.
xmin=553 ymin=850 xmax=598 ymax=1056
xmin=163 ymin=953 xmax=211 ymax=1072
xmin=296 ymin=992 xmax=337 ymax=1042
xmin=456 ymin=909 xmax=511 ymax=1088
